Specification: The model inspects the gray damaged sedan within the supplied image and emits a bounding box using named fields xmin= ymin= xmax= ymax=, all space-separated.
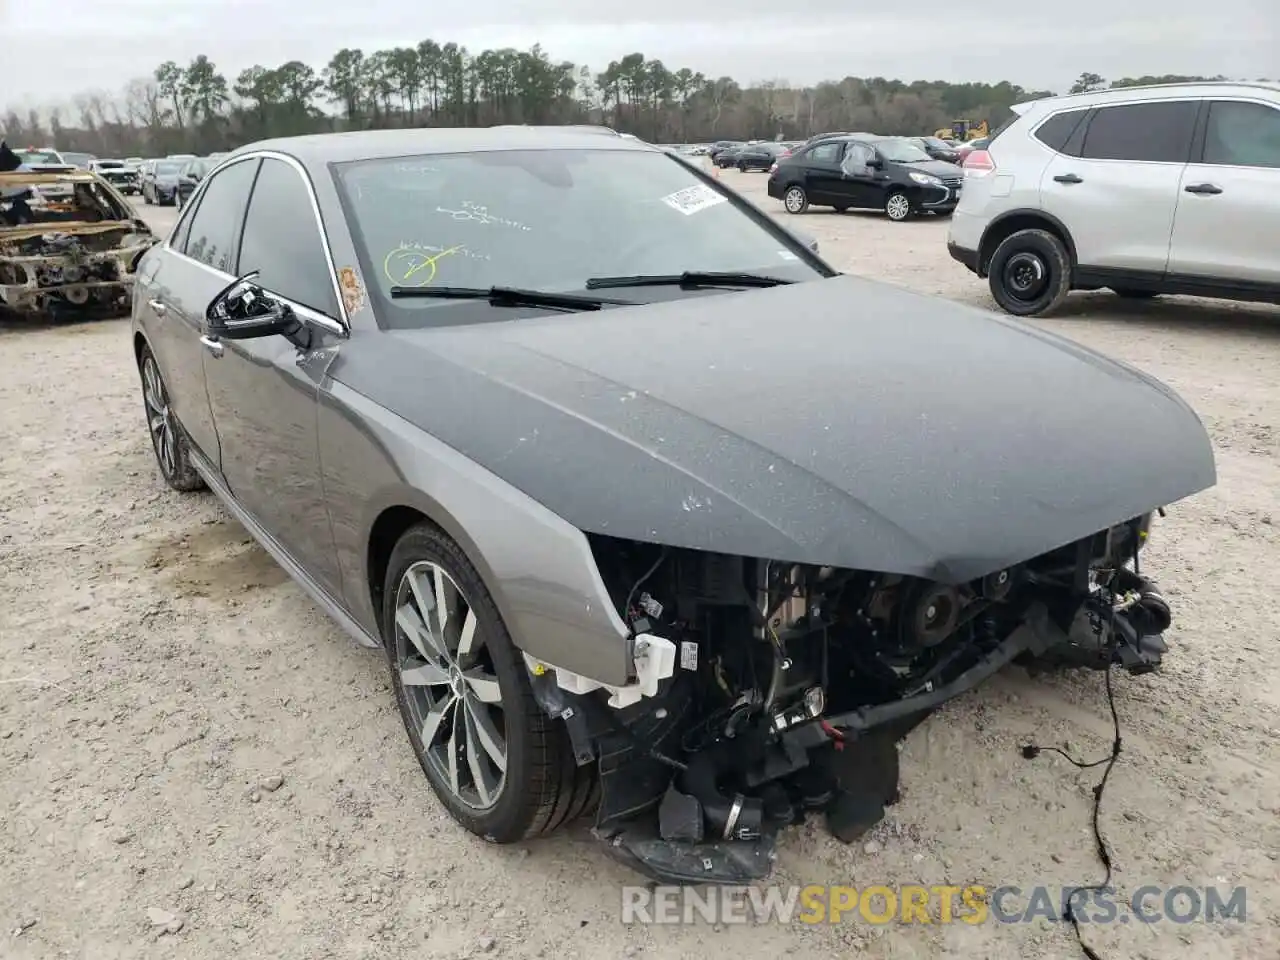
xmin=131 ymin=127 xmax=1216 ymax=883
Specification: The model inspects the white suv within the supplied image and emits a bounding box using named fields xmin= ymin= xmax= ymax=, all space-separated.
xmin=947 ymin=82 xmax=1280 ymax=316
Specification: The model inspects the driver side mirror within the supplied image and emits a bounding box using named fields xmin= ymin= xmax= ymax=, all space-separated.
xmin=866 ymin=157 xmax=884 ymax=169
xmin=206 ymin=271 xmax=301 ymax=341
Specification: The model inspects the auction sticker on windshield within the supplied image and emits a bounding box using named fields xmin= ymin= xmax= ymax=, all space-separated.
xmin=661 ymin=184 xmax=727 ymax=216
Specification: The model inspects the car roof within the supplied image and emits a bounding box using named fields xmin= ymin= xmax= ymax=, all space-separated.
xmin=226 ymin=126 xmax=657 ymax=175
xmin=1013 ymin=79 xmax=1280 ymax=114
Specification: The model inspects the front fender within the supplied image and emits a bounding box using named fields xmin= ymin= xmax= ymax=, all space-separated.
xmin=320 ymin=380 xmax=634 ymax=687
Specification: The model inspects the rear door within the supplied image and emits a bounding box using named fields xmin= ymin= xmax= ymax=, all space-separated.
xmin=140 ymin=156 xmax=261 ymax=469
xmin=1167 ymin=98 xmax=1280 ymax=287
xmin=1039 ymin=99 xmax=1197 ymax=273
xmin=801 ymin=141 xmax=848 ymax=204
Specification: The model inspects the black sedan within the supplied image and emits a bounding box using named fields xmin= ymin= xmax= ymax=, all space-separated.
xmin=130 ymin=126 xmax=1212 ymax=885
xmin=908 ymin=136 xmax=962 ymax=164
xmin=141 ymin=159 xmax=183 ymax=205
xmin=733 ymin=142 xmax=786 ymax=171
xmin=174 ymin=157 xmax=215 ymax=210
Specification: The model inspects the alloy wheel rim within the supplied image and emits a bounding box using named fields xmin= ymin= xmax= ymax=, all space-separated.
xmin=887 ymin=195 xmax=910 ymax=220
xmin=142 ymin=357 xmax=176 ymax=478
xmin=394 ymin=560 xmax=507 ymax=810
xmin=785 ymin=188 xmax=804 ymax=212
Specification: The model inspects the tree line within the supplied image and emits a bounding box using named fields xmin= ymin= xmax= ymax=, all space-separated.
xmin=0 ymin=41 xmax=1259 ymax=159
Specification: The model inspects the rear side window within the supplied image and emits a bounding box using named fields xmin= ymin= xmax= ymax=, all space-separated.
xmin=182 ymin=157 xmax=260 ymax=272
xmin=1080 ymin=101 xmax=1198 ymax=163
xmin=1202 ymin=101 xmax=1280 ymax=168
xmin=1033 ymin=109 xmax=1090 ymax=153
xmin=807 ymin=142 xmax=843 ymax=163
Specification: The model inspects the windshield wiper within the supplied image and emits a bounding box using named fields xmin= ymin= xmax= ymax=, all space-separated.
xmin=389 ymin=285 xmax=616 ymax=311
xmin=584 ymin=271 xmax=795 ymax=291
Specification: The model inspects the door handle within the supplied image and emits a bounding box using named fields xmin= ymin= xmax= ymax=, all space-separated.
xmin=1184 ymin=183 xmax=1222 ymax=195
xmin=1053 ymin=173 xmax=1083 ymax=184
xmin=148 ymin=298 xmax=167 ymax=315
xmin=199 ymin=335 xmax=224 ymax=358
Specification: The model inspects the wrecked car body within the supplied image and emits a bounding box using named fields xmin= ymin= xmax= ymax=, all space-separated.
xmin=129 ymin=130 xmax=1217 ymax=887
xmin=1 ymin=169 xmax=157 ymax=320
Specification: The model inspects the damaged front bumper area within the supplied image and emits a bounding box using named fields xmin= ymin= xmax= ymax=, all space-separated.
xmin=0 ymin=223 xmax=156 ymax=320
xmin=524 ymin=516 xmax=1173 ymax=884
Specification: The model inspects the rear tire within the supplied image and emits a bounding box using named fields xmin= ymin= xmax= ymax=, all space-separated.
xmin=987 ymin=228 xmax=1072 ymax=317
xmin=138 ymin=345 xmax=203 ymax=492
xmin=783 ymin=185 xmax=809 ymax=214
xmin=383 ymin=523 xmax=595 ymax=843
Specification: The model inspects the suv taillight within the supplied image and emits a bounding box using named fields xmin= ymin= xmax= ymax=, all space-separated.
xmin=963 ymin=150 xmax=995 ymax=177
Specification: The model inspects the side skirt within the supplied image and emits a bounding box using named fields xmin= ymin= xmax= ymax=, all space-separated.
xmin=187 ymin=448 xmax=381 ymax=650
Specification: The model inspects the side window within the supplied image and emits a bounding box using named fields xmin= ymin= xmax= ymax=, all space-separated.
xmin=1033 ymin=109 xmax=1090 ymax=154
xmin=236 ymin=158 xmax=338 ymax=316
xmin=1080 ymin=101 xmax=1198 ymax=163
xmin=170 ymin=200 xmax=197 ymax=252
xmin=184 ymin=158 xmax=260 ymax=273
xmin=808 ymin=142 xmax=842 ymax=164
xmin=1203 ymin=101 xmax=1280 ymax=168
xmin=840 ymin=143 xmax=874 ymax=174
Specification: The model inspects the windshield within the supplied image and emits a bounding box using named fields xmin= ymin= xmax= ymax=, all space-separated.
xmin=18 ymin=150 xmax=63 ymax=165
xmin=921 ymin=137 xmax=951 ymax=150
xmin=96 ymin=160 xmax=125 ymax=169
xmin=872 ymin=139 xmax=932 ymax=163
xmin=334 ymin=148 xmax=826 ymax=327
xmin=155 ymin=161 xmax=182 ymax=175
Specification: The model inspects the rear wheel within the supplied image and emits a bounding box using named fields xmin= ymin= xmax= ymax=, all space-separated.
xmin=833 ymin=204 xmax=849 ymax=213
xmin=987 ymin=228 xmax=1072 ymax=317
xmin=783 ymin=185 xmax=809 ymax=214
xmin=383 ymin=523 xmax=595 ymax=842
xmin=138 ymin=345 xmax=203 ymax=492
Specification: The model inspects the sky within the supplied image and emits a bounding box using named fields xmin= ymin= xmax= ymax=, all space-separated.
xmin=1 ymin=0 xmax=1276 ymax=108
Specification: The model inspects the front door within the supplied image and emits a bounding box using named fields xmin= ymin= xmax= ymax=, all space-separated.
xmin=838 ymin=142 xmax=884 ymax=209
xmin=1167 ymin=99 xmax=1280 ymax=286
xmin=201 ymin=156 xmax=346 ymax=597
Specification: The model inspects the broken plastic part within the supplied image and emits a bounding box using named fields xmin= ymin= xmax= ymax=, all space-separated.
xmin=523 ymin=632 xmax=677 ymax=709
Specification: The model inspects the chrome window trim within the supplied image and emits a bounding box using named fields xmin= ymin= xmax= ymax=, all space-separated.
xmin=163 ymin=150 xmax=350 ymax=337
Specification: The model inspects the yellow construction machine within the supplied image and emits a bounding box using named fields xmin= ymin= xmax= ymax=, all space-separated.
xmin=934 ymin=119 xmax=990 ymax=142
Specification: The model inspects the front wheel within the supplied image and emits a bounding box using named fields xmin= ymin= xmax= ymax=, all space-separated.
xmin=884 ymin=191 xmax=912 ymax=222
xmin=383 ymin=523 xmax=596 ymax=843
xmin=783 ymin=185 xmax=809 ymax=214
xmin=987 ymin=228 xmax=1072 ymax=317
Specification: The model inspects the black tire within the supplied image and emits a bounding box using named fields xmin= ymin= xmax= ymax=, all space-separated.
xmin=737 ymin=162 xmax=747 ymax=172
xmin=137 ymin=345 xmax=203 ymax=492
xmin=782 ymin=184 xmax=809 ymax=214
xmin=884 ymin=190 xmax=912 ymax=222
xmin=987 ymin=228 xmax=1072 ymax=317
xmin=833 ymin=205 xmax=849 ymax=213
xmin=1110 ymin=287 xmax=1159 ymax=299
xmin=383 ymin=523 xmax=595 ymax=843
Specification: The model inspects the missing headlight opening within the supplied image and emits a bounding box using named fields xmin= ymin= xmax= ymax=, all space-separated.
xmin=523 ymin=516 xmax=1166 ymax=885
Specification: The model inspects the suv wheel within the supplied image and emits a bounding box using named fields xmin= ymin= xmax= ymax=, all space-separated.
xmin=383 ymin=523 xmax=596 ymax=842
xmin=884 ymin=191 xmax=912 ymax=222
xmin=783 ymin=185 xmax=809 ymax=214
xmin=987 ymin=228 xmax=1072 ymax=317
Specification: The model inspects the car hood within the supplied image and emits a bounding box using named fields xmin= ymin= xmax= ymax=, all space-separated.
xmin=908 ymin=159 xmax=962 ymax=177
xmin=344 ymin=275 xmax=1215 ymax=583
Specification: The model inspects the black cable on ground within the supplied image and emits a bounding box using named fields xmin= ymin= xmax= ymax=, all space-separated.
xmin=1021 ymin=643 xmax=1123 ymax=960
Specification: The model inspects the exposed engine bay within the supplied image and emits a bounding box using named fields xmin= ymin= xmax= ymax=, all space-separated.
xmin=0 ymin=169 xmax=157 ymax=320
xmin=525 ymin=515 xmax=1172 ymax=883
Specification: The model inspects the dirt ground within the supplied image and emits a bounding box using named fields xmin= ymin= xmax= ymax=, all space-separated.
xmin=2 ymin=171 xmax=1278 ymax=960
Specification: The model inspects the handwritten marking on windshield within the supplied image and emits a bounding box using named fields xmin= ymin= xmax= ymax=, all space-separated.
xmin=382 ymin=242 xmax=492 ymax=287
xmin=434 ymin=200 xmax=531 ymax=231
